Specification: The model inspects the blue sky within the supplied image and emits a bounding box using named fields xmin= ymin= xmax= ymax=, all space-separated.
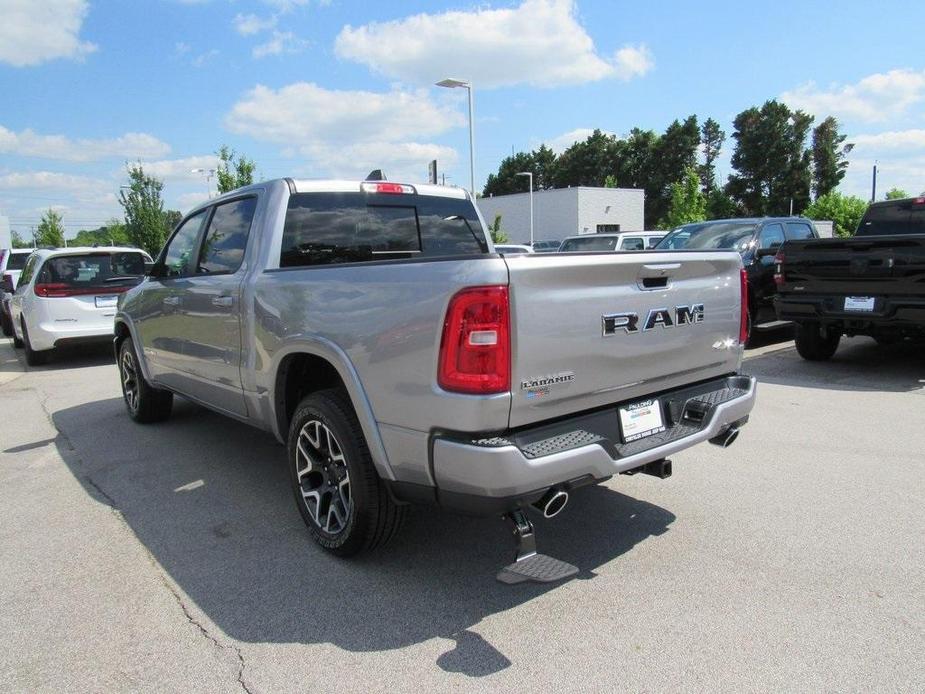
xmin=1 ymin=0 xmax=924 ymax=238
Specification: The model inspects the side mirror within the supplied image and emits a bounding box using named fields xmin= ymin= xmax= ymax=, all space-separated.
xmin=144 ymin=261 xmax=157 ymax=276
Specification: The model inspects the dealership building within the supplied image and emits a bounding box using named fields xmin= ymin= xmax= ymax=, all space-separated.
xmin=476 ymin=186 xmax=645 ymax=246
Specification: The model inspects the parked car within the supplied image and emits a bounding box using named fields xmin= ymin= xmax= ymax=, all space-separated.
xmin=775 ymin=197 xmax=925 ymax=360
xmin=656 ymin=217 xmax=818 ymax=342
xmin=9 ymin=247 xmax=152 ymax=365
xmin=114 ymin=178 xmax=756 ymax=582
xmin=1 ymin=248 xmax=33 ymax=337
xmin=531 ymin=240 xmax=561 ymax=253
xmin=559 ymin=232 xmax=664 ymax=252
xmin=494 ymin=244 xmax=534 ymax=254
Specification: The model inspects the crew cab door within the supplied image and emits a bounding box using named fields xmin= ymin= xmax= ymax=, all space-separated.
xmin=177 ymin=196 xmax=257 ymax=417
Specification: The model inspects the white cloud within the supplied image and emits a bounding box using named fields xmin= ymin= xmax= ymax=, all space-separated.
xmin=335 ymin=0 xmax=651 ymax=89
xmin=177 ymin=191 xmax=211 ymax=211
xmin=0 ymin=125 xmax=171 ymax=162
xmin=252 ymin=31 xmax=308 ymax=58
xmin=140 ymin=155 xmax=220 ymax=182
xmin=191 ymin=49 xmax=220 ymax=67
xmin=850 ymin=129 xmax=925 ymax=150
xmin=612 ymin=44 xmax=654 ymax=81
xmin=0 ymin=0 xmax=97 ymax=67
xmin=0 ymin=171 xmax=109 ymax=194
xmin=233 ymin=13 xmax=277 ymax=35
xmin=782 ymin=69 xmax=925 ymax=123
xmin=542 ymin=127 xmax=618 ymax=153
xmin=226 ymin=83 xmax=462 ymax=181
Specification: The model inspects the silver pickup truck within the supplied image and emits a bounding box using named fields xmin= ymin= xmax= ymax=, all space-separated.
xmin=115 ymin=178 xmax=756 ymax=583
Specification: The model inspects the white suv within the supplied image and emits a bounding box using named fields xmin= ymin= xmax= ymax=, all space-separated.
xmin=10 ymin=247 xmax=151 ymax=365
xmin=558 ymin=231 xmax=665 ymax=252
xmin=1 ymin=248 xmax=34 ymax=337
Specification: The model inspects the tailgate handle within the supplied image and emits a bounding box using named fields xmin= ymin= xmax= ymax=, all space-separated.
xmin=637 ymin=263 xmax=679 ymax=291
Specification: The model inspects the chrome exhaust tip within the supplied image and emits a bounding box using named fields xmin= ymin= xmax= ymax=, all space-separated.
xmin=534 ymin=489 xmax=569 ymax=518
xmin=709 ymin=426 xmax=740 ymax=448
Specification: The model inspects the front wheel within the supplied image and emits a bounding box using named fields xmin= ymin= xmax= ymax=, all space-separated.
xmin=288 ymin=389 xmax=405 ymax=556
xmin=119 ymin=337 xmax=173 ymax=423
xmin=794 ymin=323 xmax=841 ymax=361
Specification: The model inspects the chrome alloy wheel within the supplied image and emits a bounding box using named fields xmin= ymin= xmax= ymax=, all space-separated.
xmin=295 ymin=420 xmax=353 ymax=535
xmin=121 ymin=349 xmax=139 ymax=413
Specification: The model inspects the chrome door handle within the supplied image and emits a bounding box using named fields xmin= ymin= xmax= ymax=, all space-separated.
xmin=162 ymin=296 xmax=180 ymax=306
xmin=212 ymin=295 xmax=235 ymax=308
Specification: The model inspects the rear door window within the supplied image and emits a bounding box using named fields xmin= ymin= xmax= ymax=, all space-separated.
xmin=197 ymin=197 xmax=257 ymax=274
xmin=620 ymin=237 xmax=645 ymax=250
xmin=758 ymin=223 xmax=785 ymax=250
xmin=646 ymin=236 xmax=663 ymax=248
xmin=784 ymin=222 xmax=815 ymax=240
xmin=280 ymin=192 xmax=485 ymax=267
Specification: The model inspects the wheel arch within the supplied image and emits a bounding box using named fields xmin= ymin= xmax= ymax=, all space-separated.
xmin=270 ymin=341 xmax=395 ymax=482
xmin=113 ymin=315 xmax=155 ymax=384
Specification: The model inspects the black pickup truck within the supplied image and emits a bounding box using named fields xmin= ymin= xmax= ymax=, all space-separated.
xmin=774 ymin=196 xmax=925 ymax=360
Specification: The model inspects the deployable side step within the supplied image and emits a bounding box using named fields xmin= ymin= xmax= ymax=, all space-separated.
xmin=496 ymin=509 xmax=578 ymax=585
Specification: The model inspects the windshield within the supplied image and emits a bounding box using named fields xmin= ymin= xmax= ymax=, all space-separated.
xmin=38 ymin=252 xmax=148 ymax=288
xmin=559 ymin=236 xmax=619 ymax=252
xmin=656 ymin=222 xmax=757 ymax=251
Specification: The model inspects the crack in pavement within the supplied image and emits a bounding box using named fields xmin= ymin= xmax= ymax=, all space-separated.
xmin=34 ymin=383 xmax=255 ymax=694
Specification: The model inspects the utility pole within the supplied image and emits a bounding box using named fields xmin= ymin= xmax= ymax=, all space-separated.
xmin=871 ymin=164 xmax=878 ymax=202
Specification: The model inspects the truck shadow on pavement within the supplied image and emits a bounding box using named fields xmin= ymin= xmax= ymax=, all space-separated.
xmin=52 ymin=397 xmax=675 ymax=677
xmin=745 ymin=337 xmax=924 ymax=393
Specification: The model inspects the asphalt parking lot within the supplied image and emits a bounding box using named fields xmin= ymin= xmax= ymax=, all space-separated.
xmin=1 ymin=332 xmax=922 ymax=692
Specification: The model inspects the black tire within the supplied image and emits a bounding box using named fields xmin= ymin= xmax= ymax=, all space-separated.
xmin=794 ymin=322 xmax=841 ymax=361
xmin=119 ymin=337 xmax=173 ymax=423
xmin=288 ymin=388 xmax=405 ymax=556
xmin=873 ymin=334 xmax=899 ymax=346
xmin=22 ymin=320 xmax=49 ymax=366
xmin=1 ymin=309 xmax=11 ymax=337
xmin=12 ymin=327 xmax=23 ymax=348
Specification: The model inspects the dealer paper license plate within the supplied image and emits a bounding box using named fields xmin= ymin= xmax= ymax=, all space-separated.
xmin=844 ymin=296 xmax=875 ymax=312
xmin=95 ymin=295 xmax=118 ymax=308
xmin=619 ymin=399 xmax=666 ymax=443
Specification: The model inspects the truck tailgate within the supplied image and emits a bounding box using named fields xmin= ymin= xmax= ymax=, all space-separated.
xmin=780 ymin=236 xmax=925 ymax=295
xmin=504 ymin=252 xmax=744 ymax=429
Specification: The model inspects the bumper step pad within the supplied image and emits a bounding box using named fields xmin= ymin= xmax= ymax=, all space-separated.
xmin=496 ymin=509 xmax=578 ymax=585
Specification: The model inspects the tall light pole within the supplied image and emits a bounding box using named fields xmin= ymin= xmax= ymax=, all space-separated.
xmin=516 ymin=171 xmax=534 ymax=247
xmin=436 ymin=78 xmax=475 ymax=197
xmin=191 ymin=168 xmax=216 ymax=198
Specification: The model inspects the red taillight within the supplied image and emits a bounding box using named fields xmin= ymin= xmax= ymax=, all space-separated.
xmin=739 ymin=269 xmax=749 ymax=345
xmin=34 ymin=283 xmax=130 ymax=298
xmin=360 ymin=182 xmax=414 ymax=195
xmin=773 ymin=250 xmax=785 ymax=288
xmin=438 ymin=286 xmax=510 ymax=394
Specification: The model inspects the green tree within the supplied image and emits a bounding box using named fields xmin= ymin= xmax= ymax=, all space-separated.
xmin=35 ymin=209 xmax=65 ymax=247
xmin=811 ymin=116 xmax=853 ymax=199
xmin=552 ymin=129 xmax=621 ymax=188
xmin=699 ymin=117 xmax=725 ymax=193
xmin=119 ymin=163 xmax=168 ymax=256
xmin=72 ymin=219 xmax=130 ymax=247
xmin=705 ymin=188 xmax=740 ymax=219
xmin=884 ymin=188 xmax=909 ymax=200
xmin=216 ymin=145 xmax=256 ymax=194
xmin=659 ymin=166 xmax=707 ymax=229
xmin=11 ymin=230 xmax=32 ymax=248
xmin=726 ymin=100 xmax=814 ymax=216
xmin=803 ymin=192 xmax=868 ymax=238
xmin=164 ymin=209 xmax=183 ymax=231
xmin=483 ymin=151 xmax=539 ymax=196
xmin=487 ymin=214 xmax=509 ymax=244
xmin=646 ymin=116 xmax=701 ymax=225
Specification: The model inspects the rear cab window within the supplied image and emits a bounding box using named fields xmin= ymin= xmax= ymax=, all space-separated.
xmin=280 ymin=192 xmax=487 ymax=267
xmin=857 ymin=199 xmax=925 ymax=236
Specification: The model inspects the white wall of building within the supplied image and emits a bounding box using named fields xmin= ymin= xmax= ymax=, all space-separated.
xmin=476 ymin=187 xmax=644 ymax=245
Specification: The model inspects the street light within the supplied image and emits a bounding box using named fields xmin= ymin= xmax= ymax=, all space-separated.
xmin=516 ymin=172 xmax=534 ymax=247
xmin=191 ymin=168 xmax=216 ymax=198
xmin=435 ymin=78 xmax=475 ymax=197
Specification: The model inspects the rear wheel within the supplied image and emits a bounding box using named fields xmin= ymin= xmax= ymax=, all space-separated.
xmin=794 ymin=322 xmax=841 ymax=361
xmin=288 ymin=388 xmax=404 ymax=556
xmin=22 ymin=320 xmax=49 ymax=366
xmin=119 ymin=337 xmax=173 ymax=423
xmin=1 ymin=309 xmax=12 ymax=337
